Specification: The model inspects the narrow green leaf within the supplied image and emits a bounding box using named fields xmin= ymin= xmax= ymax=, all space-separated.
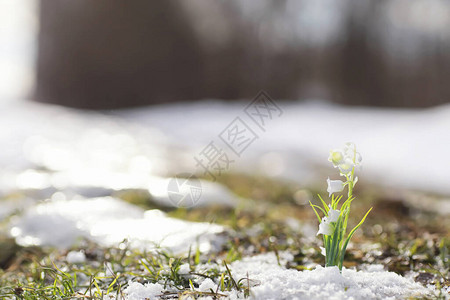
xmin=339 ymin=207 xmax=373 ymax=269
xmin=309 ymin=201 xmax=322 ymax=222
xmin=107 ymin=274 xmax=119 ymax=294
xmin=195 ymin=246 xmax=201 ymax=265
xmin=224 ymin=261 xmax=240 ymax=291
xmin=317 ymin=195 xmax=330 ymax=213
xmin=326 ymin=218 xmax=341 ymax=266
xmin=333 ymin=195 xmax=344 ymax=208
xmin=311 ymin=204 xmax=327 ymax=216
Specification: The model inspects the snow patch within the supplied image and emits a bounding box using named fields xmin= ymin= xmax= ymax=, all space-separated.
xmin=122 ymin=252 xmax=438 ymax=300
xmin=66 ymin=250 xmax=86 ymax=264
xmin=121 ymin=282 xmax=165 ymax=300
xmin=227 ymin=253 xmax=436 ymax=300
xmin=2 ymin=100 xmax=450 ymax=201
xmin=9 ymin=197 xmax=225 ymax=254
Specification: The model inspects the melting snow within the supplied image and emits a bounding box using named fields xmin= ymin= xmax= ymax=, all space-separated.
xmin=227 ymin=253 xmax=437 ymax=300
xmin=1 ymin=100 xmax=450 ymax=202
xmin=9 ymin=197 xmax=225 ymax=254
xmin=112 ymin=100 xmax=450 ymax=196
xmin=66 ymin=250 xmax=86 ymax=264
xmin=121 ymin=282 xmax=166 ymax=300
xmin=123 ymin=252 xmax=441 ymax=300
xmin=2 ymin=100 xmax=450 ymax=197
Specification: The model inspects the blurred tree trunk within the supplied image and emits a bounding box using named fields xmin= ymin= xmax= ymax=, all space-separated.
xmin=333 ymin=1 xmax=389 ymax=106
xmin=36 ymin=0 xmax=204 ymax=109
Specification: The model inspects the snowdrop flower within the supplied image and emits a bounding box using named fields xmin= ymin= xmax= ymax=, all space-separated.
xmin=320 ymin=247 xmax=326 ymax=256
xmin=328 ymin=149 xmax=345 ymax=166
xmin=327 ymin=178 xmax=344 ymax=196
xmin=317 ymin=217 xmax=333 ymax=236
xmin=328 ymin=209 xmax=340 ymax=222
xmin=338 ymin=158 xmax=354 ymax=175
xmin=329 ymin=143 xmax=362 ymax=172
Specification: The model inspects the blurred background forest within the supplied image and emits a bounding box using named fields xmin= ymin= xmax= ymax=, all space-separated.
xmin=3 ymin=0 xmax=450 ymax=108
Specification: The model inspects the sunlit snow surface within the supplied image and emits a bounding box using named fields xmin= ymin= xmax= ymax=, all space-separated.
xmin=0 ymin=100 xmax=240 ymax=206
xmin=10 ymin=197 xmax=225 ymax=253
xmin=2 ymin=99 xmax=450 ymax=196
xmin=122 ymin=252 xmax=440 ymax=300
xmin=113 ymin=100 xmax=450 ymax=196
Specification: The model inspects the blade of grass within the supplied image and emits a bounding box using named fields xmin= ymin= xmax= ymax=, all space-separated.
xmin=317 ymin=195 xmax=330 ymax=213
xmin=339 ymin=207 xmax=372 ymax=269
xmin=309 ymin=201 xmax=322 ymax=222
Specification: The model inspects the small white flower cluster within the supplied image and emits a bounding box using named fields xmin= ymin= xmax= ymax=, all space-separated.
xmin=318 ymin=143 xmax=362 ymax=237
xmin=311 ymin=143 xmax=370 ymax=269
xmin=326 ymin=143 xmax=362 ymax=197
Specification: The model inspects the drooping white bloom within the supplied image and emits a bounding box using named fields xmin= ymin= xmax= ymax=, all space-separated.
xmin=327 ymin=177 xmax=344 ymax=196
xmin=320 ymin=246 xmax=326 ymax=256
xmin=328 ymin=209 xmax=340 ymax=222
xmin=317 ymin=217 xmax=333 ymax=236
xmin=338 ymin=158 xmax=354 ymax=175
xmin=329 ymin=143 xmax=362 ymax=173
xmin=328 ymin=149 xmax=345 ymax=167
